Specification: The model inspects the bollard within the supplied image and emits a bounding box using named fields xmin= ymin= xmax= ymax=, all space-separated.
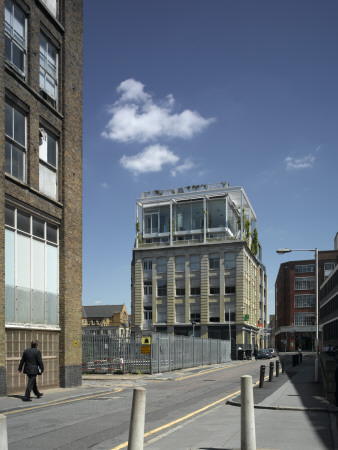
xmin=276 ymin=360 xmax=280 ymax=377
xmin=0 ymin=414 xmax=8 ymax=450
xmin=128 ymin=387 xmax=146 ymax=450
xmin=259 ymin=365 xmax=265 ymax=388
xmin=269 ymin=361 xmax=274 ymax=382
xmin=282 ymin=357 xmax=286 ymax=373
xmin=241 ymin=375 xmax=256 ymax=450
xmin=299 ymin=352 xmax=302 ymax=363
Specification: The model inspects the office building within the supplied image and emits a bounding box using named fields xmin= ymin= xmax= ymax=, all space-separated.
xmin=0 ymin=0 xmax=83 ymax=394
xmin=131 ymin=182 xmax=267 ymax=357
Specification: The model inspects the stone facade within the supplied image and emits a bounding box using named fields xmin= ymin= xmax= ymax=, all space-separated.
xmin=0 ymin=0 xmax=83 ymax=393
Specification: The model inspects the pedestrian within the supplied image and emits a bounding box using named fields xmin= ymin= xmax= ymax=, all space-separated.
xmin=18 ymin=340 xmax=44 ymax=402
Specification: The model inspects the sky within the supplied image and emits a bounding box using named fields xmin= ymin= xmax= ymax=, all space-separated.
xmin=82 ymin=0 xmax=338 ymax=316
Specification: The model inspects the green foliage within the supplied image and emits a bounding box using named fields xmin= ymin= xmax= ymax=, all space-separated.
xmin=251 ymin=228 xmax=258 ymax=256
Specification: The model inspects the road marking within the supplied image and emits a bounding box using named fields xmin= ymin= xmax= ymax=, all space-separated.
xmin=175 ymin=360 xmax=252 ymax=381
xmin=3 ymin=389 xmax=123 ymax=415
xmin=111 ymin=388 xmax=241 ymax=450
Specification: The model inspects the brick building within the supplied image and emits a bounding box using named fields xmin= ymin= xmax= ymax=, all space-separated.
xmin=131 ymin=183 xmax=268 ymax=358
xmin=275 ymin=250 xmax=338 ymax=352
xmin=82 ymin=305 xmax=129 ymax=337
xmin=0 ymin=0 xmax=83 ymax=394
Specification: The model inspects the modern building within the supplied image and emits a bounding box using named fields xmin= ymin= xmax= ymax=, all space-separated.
xmin=82 ymin=305 xmax=129 ymax=337
xmin=1 ymin=0 xmax=83 ymax=394
xmin=131 ymin=182 xmax=268 ymax=358
xmin=320 ymin=264 xmax=338 ymax=351
xmin=275 ymin=250 xmax=338 ymax=352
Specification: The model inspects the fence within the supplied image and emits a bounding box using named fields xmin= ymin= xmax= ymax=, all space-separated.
xmin=82 ymin=333 xmax=231 ymax=375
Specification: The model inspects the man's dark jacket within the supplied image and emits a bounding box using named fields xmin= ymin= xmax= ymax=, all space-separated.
xmin=18 ymin=348 xmax=44 ymax=376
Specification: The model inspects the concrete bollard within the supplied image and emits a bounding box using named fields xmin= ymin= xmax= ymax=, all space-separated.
xmin=241 ymin=375 xmax=256 ymax=450
xmin=128 ymin=387 xmax=146 ymax=450
xmin=282 ymin=357 xmax=286 ymax=373
xmin=276 ymin=360 xmax=280 ymax=377
xmin=0 ymin=414 xmax=8 ymax=450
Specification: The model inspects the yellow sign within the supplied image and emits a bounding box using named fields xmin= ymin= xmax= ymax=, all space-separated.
xmin=74 ymin=341 xmax=78 ymax=347
xmin=141 ymin=345 xmax=151 ymax=354
xmin=142 ymin=336 xmax=151 ymax=345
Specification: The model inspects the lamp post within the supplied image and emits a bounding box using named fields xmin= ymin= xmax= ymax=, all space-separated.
xmin=276 ymin=248 xmax=319 ymax=382
xmin=190 ymin=320 xmax=197 ymax=337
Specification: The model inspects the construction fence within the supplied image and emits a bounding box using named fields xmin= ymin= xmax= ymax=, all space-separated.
xmin=82 ymin=333 xmax=231 ymax=375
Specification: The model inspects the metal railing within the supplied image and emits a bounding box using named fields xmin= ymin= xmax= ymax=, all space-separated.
xmin=82 ymin=333 xmax=231 ymax=374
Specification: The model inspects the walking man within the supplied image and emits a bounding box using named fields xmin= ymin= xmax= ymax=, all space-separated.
xmin=18 ymin=340 xmax=44 ymax=402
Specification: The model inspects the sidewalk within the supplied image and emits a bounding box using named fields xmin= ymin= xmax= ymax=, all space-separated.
xmin=144 ymin=354 xmax=338 ymax=450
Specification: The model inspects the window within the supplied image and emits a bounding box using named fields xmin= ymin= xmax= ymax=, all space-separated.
xmin=209 ymin=253 xmax=220 ymax=270
xmin=295 ymin=294 xmax=315 ymax=308
xmin=190 ymin=303 xmax=200 ymax=323
xmin=5 ymin=101 xmax=26 ymax=181
xmin=324 ymin=262 xmax=335 ymax=279
xmin=209 ymin=277 xmax=220 ymax=295
xmin=40 ymin=33 xmax=58 ymax=104
xmin=144 ymin=212 xmax=159 ymax=234
xmin=295 ymin=277 xmax=315 ymax=290
xmin=175 ymin=304 xmax=185 ymax=323
xmin=156 ymin=257 xmax=167 ymax=274
xmin=176 ymin=279 xmax=185 ymax=296
xmin=143 ymin=280 xmax=152 ymax=296
xmin=294 ymin=312 xmax=315 ymax=326
xmin=5 ymin=206 xmax=59 ymax=325
xmin=157 ymin=305 xmax=167 ymax=323
xmin=224 ymin=252 xmax=236 ymax=269
xmin=209 ymin=303 xmax=220 ymax=322
xmin=190 ymin=278 xmax=200 ymax=296
xmin=208 ymin=199 xmax=226 ymax=228
xmin=225 ymin=277 xmax=236 ymax=294
xmin=40 ymin=0 xmax=58 ymax=17
xmin=157 ymin=279 xmax=167 ymax=297
xmin=143 ymin=307 xmax=152 ymax=321
xmin=295 ymin=265 xmax=315 ymax=273
xmin=175 ymin=256 xmax=185 ymax=272
xmin=190 ymin=254 xmax=200 ymax=271
xmin=5 ymin=0 xmax=26 ymax=74
xmin=39 ymin=128 xmax=57 ymax=199
xmin=143 ymin=258 xmax=152 ymax=277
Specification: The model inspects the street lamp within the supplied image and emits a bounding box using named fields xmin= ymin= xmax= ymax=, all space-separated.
xmin=190 ymin=320 xmax=197 ymax=337
xmin=276 ymin=247 xmax=319 ymax=382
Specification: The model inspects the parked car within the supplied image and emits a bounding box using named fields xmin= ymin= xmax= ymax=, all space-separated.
xmin=257 ymin=349 xmax=272 ymax=359
xmin=268 ymin=348 xmax=277 ymax=358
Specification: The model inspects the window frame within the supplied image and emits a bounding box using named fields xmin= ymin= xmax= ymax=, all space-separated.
xmin=39 ymin=32 xmax=58 ymax=106
xmin=39 ymin=127 xmax=58 ymax=199
xmin=5 ymin=0 xmax=27 ymax=76
xmin=5 ymin=100 xmax=26 ymax=182
xmin=209 ymin=253 xmax=220 ymax=270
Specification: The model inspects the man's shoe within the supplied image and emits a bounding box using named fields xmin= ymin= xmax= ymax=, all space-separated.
xmin=22 ymin=397 xmax=31 ymax=402
xmin=36 ymin=393 xmax=43 ymax=398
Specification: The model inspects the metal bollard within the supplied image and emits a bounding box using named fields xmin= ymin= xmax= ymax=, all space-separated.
xmin=276 ymin=360 xmax=280 ymax=377
xmin=259 ymin=365 xmax=265 ymax=388
xmin=269 ymin=361 xmax=274 ymax=382
xmin=282 ymin=357 xmax=286 ymax=373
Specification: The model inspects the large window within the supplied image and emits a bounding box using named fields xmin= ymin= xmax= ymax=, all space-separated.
xmin=209 ymin=277 xmax=220 ymax=295
xmin=294 ymin=312 xmax=315 ymax=326
xmin=176 ymin=200 xmax=203 ymax=232
xmin=209 ymin=302 xmax=220 ymax=322
xmin=143 ymin=280 xmax=152 ymax=296
xmin=190 ymin=303 xmax=200 ymax=322
xmin=175 ymin=304 xmax=185 ymax=323
xmin=190 ymin=254 xmax=200 ymax=271
xmin=224 ymin=252 xmax=236 ymax=269
xmin=40 ymin=33 xmax=58 ymax=104
xmin=157 ymin=279 xmax=167 ymax=297
xmin=190 ymin=278 xmax=200 ymax=296
xmin=5 ymin=0 xmax=26 ymax=74
xmin=225 ymin=276 xmax=236 ymax=294
xmin=324 ymin=262 xmax=335 ymax=279
xmin=143 ymin=258 xmax=152 ymax=273
xmin=295 ymin=264 xmax=315 ymax=273
xmin=5 ymin=100 xmax=26 ymax=181
xmin=209 ymin=253 xmax=220 ymax=270
xmin=295 ymin=277 xmax=315 ymax=290
xmin=208 ymin=198 xmax=226 ymax=228
xmin=40 ymin=0 xmax=58 ymax=17
xmin=157 ymin=305 xmax=167 ymax=323
xmin=156 ymin=257 xmax=167 ymax=274
xmin=175 ymin=256 xmax=185 ymax=272
xmin=295 ymin=294 xmax=315 ymax=308
xmin=176 ymin=279 xmax=185 ymax=296
xmin=5 ymin=205 xmax=59 ymax=325
xmin=39 ymin=128 xmax=57 ymax=199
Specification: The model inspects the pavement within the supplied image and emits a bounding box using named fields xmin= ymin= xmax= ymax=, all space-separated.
xmin=1 ymin=354 xmax=337 ymax=449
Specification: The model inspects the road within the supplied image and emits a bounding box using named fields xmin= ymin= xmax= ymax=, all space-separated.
xmin=5 ymin=359 xmax=263 ymax=449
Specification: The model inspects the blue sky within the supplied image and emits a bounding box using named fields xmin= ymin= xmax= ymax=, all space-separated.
xmin=82 ymin=0 xmax=338 ymax=315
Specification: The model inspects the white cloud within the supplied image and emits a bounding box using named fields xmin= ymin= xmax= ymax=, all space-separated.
xmin=100 ymin=182 xmax=110 ymax=189
xmin=285 ymin=153 xmax=316 ymax=170
xmin=102 ymin=78 xmax=215 ymax=143
xmin=171 ymin=158 xmax=196 ymax=177
xmin=120 ymin=145 xmax=179 ymax=175
xmin=94 ymin=300 xmax=103 ymax=305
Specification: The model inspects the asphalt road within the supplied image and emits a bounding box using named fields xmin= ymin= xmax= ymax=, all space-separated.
xmin=6 ymin=360 xmax=264 ymax=449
